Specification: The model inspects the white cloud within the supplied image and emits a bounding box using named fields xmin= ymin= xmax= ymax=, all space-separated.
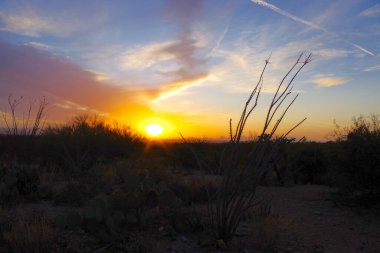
xmin=24 ymin=41 xmax=53 ymax=50
xmin=314 ymin=49 xmax=350 ymax=59
xmin=120 ymin=41 xmax=175 ymax=70
xmin=359 ymin=4 xmax=380 ymax=17
xmin=310 ymin=76 xmax=349 ymax=87
xmin=0 ymin=7 xmax=106 ymax=38
xmin=363 ymin=65 xmax=380 ymax=72
xmin=0 ymin=10 xmax=71 ymax=37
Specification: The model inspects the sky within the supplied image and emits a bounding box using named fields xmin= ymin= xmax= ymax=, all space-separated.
xmin=0 ymin=0 xmax=379 ymax=141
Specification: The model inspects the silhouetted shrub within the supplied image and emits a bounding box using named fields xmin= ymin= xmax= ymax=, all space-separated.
xmin=42 ymin=115 xmax=143 ymax=171
xmin=336 ymin=115 xmax=380 ymax=208
xmin=0 ymin=161 xmax=40 ymax=206
xmin=291 ymin=148 xmax=326 ymax=184
xmin=0 ymin=115 xmax=143 ymax=171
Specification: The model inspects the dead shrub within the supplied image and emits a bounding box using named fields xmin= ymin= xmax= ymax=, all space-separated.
xmin=3 ymin=216 xmax=56 ymax=253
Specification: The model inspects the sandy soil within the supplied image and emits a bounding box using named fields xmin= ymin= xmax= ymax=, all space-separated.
xmin=252 ymin=185 xmax=380 ymax=253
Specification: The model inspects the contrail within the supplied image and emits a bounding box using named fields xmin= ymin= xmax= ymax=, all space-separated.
xmin=251 ymin=0 xmax=375 ymax=56
xmin=346 ymin=41 xmax=375 ymax=56
xmin=208 ymin=26 xmax=229 ymax=57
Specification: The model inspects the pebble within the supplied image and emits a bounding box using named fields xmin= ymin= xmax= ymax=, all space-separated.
xmin=217 ymin=239 xmax=228 ymax=250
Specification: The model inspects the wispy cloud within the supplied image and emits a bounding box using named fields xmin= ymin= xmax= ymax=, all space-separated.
xmin=24 ymin=41 xmax=53 ymax=51
xmin=314 ymin=48 xmax=350 ymax=58
xmin=0 ymin=9 xmax=71 ymax=37
xmin=151 ymin=73 xmax=209 ymax=102
xmin=0 ymin=7 xmax=106 ymax=38
xmin=148 ymin=0 xmax=209 ymax=101
xmin=359 ymin=4 xmax=380 ymax=17
xmin=363 ymin=65 xmax=380 ymax=72
xmin=120 ymin=41 xmax=174 ymax=70
xmin=310 ymin=76 xmax=349 ymax=87
xmin=250 ymin=0 xmax=375 ymax=57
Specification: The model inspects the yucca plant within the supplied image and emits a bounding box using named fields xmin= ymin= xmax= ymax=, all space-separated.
xmin=206 ymin=53 xmax=312 ymax=241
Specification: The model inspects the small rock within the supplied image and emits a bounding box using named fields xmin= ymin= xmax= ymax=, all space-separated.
xmin=159 ymin=225 xmax=176 ymax=237
xmin=94 ymin=246 xmax=107 ymax=253
xmin=180 ymin=235 xmax=188 ymax=242
xmin=198 ymin=235 xmax=214 ymax=247
xmin=217 ymin=239 xmax=228 ymax=250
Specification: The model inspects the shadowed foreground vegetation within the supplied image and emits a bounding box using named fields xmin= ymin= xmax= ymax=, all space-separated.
xmin=0 ymin=114 xmax=379 ymax=252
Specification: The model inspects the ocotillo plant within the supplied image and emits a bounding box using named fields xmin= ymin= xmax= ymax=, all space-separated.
xmin=207 ymin=52 xmax=312 ymax=241
xmin=1 ymin=95 xmax=48 ymax=136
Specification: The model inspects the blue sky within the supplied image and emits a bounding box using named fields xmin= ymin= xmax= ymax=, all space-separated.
xmin=0 ymin=0 xmax=379 ymax=140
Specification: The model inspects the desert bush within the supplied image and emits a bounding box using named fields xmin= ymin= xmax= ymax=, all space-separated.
xmin=39 ymin=115 xmax=143 ymax=171
xmin=53 ymin=179 xmax=95 ymax=207
xmin=291 ymin=148 xmax=326 ymax=184
xmin=79 ymin=172 xmax=163 ymax=239
xmin=0 ymin=114 xmax=143 ymax=171
xmin=2 ymin=216 xmax=55 ymax=253
xmin=0 ymin=161 xmax=40 ymax=206
xmin=335 ymin=115 xmax=380 ymax=207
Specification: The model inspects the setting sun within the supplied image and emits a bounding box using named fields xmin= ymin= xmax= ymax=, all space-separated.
xmin=145 ymin=123 xmax=164 ymax=137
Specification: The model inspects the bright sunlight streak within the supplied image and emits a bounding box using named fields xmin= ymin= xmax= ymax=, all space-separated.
xmin=145 ymin=123 xmax=164 ymax=136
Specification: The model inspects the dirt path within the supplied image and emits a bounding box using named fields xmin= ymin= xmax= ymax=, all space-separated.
xmin=255 ymin=185 xmax=380 ymax=253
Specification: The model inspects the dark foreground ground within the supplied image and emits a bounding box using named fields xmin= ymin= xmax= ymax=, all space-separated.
xmin=10 ymin=185 xmax=379 ymax=253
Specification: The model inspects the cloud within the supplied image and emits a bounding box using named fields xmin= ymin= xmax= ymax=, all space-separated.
xmin=164 ymin=0 xmax=205 ymax=34
xmin=23 ymin=41 xmax=53 ymax=51
xmin=314 ymin=48 xmax=350 ymax=58
xmin=363 ymin=65 xmax=380 ymax=72
xmin=310 ymin=76 xmax=349 ymax=87
xmin=120 ymin=41 xmax=174 ymax=70
xmin=143 ymin=0 xmax=209 ymax=101
xmin=151 ymin=72 xmax=209 ymax=102
xmin=359 ymin=4 xmax=380 ymax=17
xmin=250 ymin=0 xmax=375 ymax=57
xmin=0 ymin=6 xmax=106 ymax=38
xmin=0 ymin=40 xmax=152 ymax=122
xmin=0 ymin=9 xmax=71 ymax=37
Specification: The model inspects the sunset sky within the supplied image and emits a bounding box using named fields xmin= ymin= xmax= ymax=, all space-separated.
xmin=1 ymin=0 xmax=379 ymax=141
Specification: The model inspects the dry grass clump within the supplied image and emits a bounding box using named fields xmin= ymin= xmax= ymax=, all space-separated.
xmin=2 ymin=216 xmax=56 ymax=253
xmin=253 ymin=214 xmax=291 ymax=252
